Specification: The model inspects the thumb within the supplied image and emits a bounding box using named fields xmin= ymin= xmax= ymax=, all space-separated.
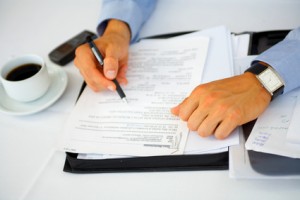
xmin=103 ymin=47 xmax=119 ymax=80
xmin=103 ymin=57 xmax=118 ymax=80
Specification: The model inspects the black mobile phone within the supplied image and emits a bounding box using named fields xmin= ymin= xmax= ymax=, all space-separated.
xmin=48 ymin=30 xmax=97 ymax=66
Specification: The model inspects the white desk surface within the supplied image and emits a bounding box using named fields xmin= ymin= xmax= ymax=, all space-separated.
xmin=0 ymin=0 xmax=300 ymax=200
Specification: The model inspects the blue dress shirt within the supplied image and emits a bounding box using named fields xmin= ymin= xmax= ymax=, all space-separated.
xmin=98 ymin=0 xmax=300 ymax=94
xmin=97 ymin=0 xmax=157 ymax=42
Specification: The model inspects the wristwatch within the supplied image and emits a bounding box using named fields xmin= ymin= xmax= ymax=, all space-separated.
xmin=245 ymin=62 xmax=285 ymax=101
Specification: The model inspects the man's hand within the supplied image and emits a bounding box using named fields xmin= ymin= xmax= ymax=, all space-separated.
xmin=171 ymin=72 xmax=272 ymax=139
xmin=74 ymin=19 xmax=131 ymax=92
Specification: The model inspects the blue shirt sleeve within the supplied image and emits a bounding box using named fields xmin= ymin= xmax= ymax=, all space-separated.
xmin=254 ymin=27 xmax=300 ymax=94
xmin=97 ymin=0 xmax=157 ymax=43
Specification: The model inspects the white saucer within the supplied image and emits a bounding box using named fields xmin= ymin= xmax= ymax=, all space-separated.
xmin=0 ymin=65 xmax=68 ymax=116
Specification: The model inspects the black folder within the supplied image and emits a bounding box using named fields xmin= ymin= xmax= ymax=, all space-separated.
xmin=63 ymin=29 xmax=294 ymax=174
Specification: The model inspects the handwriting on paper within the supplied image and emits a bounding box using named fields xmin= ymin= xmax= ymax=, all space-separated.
xmin=246 ymin=94 xmax=300 ymax=158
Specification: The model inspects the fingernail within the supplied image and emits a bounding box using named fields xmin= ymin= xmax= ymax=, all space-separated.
xmin=171 ymin=105 xmax=181 ymax=116
xmin=106 ymin=70 xmax=116 ymax=79
xmin=171 ymin=105 xmax=178 ymax=112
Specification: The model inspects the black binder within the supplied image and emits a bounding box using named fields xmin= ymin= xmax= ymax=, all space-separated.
xmin=63 ymin=30 xmax=293 ymax=174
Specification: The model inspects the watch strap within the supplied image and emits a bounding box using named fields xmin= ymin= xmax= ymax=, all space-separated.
xmin=245 ymin=62 xmax=268 ymax=74
xmin=245 ymin=62 xmax=284 ymax=101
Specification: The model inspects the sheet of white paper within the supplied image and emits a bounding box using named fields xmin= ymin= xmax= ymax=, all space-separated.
xmin=77 ymin=146 xmax=229 ymax=160
xmin=287 ymin=94 xmax=300 ymax=144
xmin=177 ymin=26 xmax=234 ymax=83
xmin=231 ymin=34 xmax=251 ymax=58
xmin=184 ymin=128 xmax=239 ymax=153
xmin=59 ymin=37 xmax=209 ymax=156
xmin=245 ymin=89 xmax=300 ymax=158
xmin=233 ymin=55 xmax=257 ymax=75
xmin=185 ymin=147 xmax=229 ymax=155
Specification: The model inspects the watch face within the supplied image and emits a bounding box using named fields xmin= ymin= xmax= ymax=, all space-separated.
xmin=257 ymin=68 xmax=283 ymax=93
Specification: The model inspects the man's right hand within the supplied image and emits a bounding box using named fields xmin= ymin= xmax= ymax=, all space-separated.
xmin=74 ymin=19 xmax=131 ymax=92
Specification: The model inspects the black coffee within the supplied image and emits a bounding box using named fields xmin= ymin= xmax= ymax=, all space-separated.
xmin=6 ymin=63 xmax=41 ymax=81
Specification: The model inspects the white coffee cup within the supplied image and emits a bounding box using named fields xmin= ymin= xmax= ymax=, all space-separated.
xmin=0 ymin=55 xmax=50 ymax=102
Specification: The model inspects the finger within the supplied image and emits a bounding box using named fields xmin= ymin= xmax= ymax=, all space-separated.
xmin=213 ymin=108 xmax=241 ymax=139
xmin=186 ymin=94 xmax=220 ymax=132
xmin=186 ymin=107 xmax=208 ymax=131
xmin=76 ymin=66 xmax=98 ymax=91
xmin=176 ymin=97 xmax=199 ymax=121
xmin=75 ymin=44 xmax=114 ymax=90
xmin=74 ymin=46 xmax=101 ymax=91
xmin=196 ymin=114 xmax=221 ymax=138
xmin=170 ymin=97 xmax=191 ymax=118
xmin=117 ymin=64 xmax=128 ymax=85
xmin=195 ymin=100 xmax=236 ymax=138
xmin=195 ymin=103 xmax=227 ymax=137
xmin=214 ymin=118 xmax=238 ymax=140
xmin=78 ymin=67 xmax=106 ymax=92
xmin=79 ymin=59 xmax=112 ymax=91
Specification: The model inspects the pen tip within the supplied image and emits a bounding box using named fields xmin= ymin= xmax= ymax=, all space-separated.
xmin=122 ymin=98 xmax=128 ymax=104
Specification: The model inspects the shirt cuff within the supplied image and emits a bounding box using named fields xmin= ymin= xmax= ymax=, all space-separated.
xmin=97 ymin=0 xmax=155 ymax=43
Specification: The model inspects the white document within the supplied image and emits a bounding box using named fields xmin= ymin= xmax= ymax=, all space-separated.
xmin=184 ymin=128 xmax=239 ymax=154
xmin=245 ymin=89 xmax=300 ymax=158
xmin=231 ymin=33 xmax=251 ymax=58
xmin=179 ymin=26 xmax=234 ymax=83
xmin=233 ymin=55 xmax=257 ymax=76
xmin=59 ymin=37 xmax=209 ymax=156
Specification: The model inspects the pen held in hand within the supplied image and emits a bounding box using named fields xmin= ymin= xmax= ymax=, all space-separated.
xmin=86 ymin=36 xmax=128 ymax=103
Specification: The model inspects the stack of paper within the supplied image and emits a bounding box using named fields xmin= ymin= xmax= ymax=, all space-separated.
xmin=59 ymin=26 xmax=239 ymax=159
